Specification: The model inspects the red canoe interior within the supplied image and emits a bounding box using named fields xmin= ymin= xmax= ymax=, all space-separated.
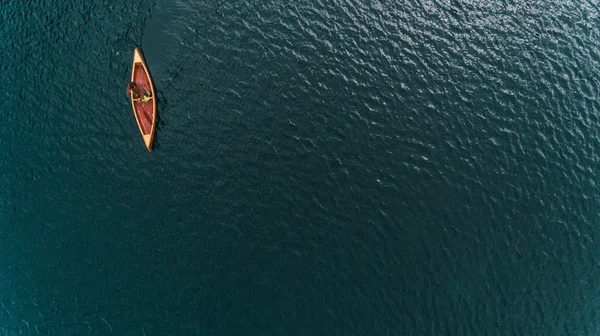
xmin=133 ymin=63 xmax=153 ymax=135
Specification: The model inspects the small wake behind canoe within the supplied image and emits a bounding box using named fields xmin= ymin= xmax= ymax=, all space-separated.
xmin=129 ymin=48 xmax=156 ymax=151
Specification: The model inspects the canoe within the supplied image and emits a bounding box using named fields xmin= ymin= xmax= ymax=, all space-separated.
xmin=129 ymin=48 xmax=157 ymax=151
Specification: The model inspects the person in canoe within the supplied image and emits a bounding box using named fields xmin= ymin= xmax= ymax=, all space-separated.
xmin=127 ymin=82 xmax=152 ymax=103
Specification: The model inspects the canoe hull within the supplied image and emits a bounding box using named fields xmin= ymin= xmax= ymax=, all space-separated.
xmin=130 ymin=48 xmax=156 ymax=151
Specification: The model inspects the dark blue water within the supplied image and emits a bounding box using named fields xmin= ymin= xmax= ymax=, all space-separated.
xmin=3 ymin=0 xmax=600 ymax=334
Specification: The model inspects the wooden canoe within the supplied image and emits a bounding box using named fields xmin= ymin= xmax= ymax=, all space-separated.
xmin=129 ymin=48 xmax=157 ymax=151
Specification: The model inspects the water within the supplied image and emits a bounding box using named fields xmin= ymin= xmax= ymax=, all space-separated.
xmin=2 ymin=0 xmax=600 ymax=334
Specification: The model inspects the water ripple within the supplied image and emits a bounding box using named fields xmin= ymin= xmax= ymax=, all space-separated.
xmin=3 ymin=0 xmax=600 ymax=333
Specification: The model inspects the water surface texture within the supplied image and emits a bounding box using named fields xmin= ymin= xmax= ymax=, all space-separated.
xmin=2 ymin=0 xmax=600 ymax=334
